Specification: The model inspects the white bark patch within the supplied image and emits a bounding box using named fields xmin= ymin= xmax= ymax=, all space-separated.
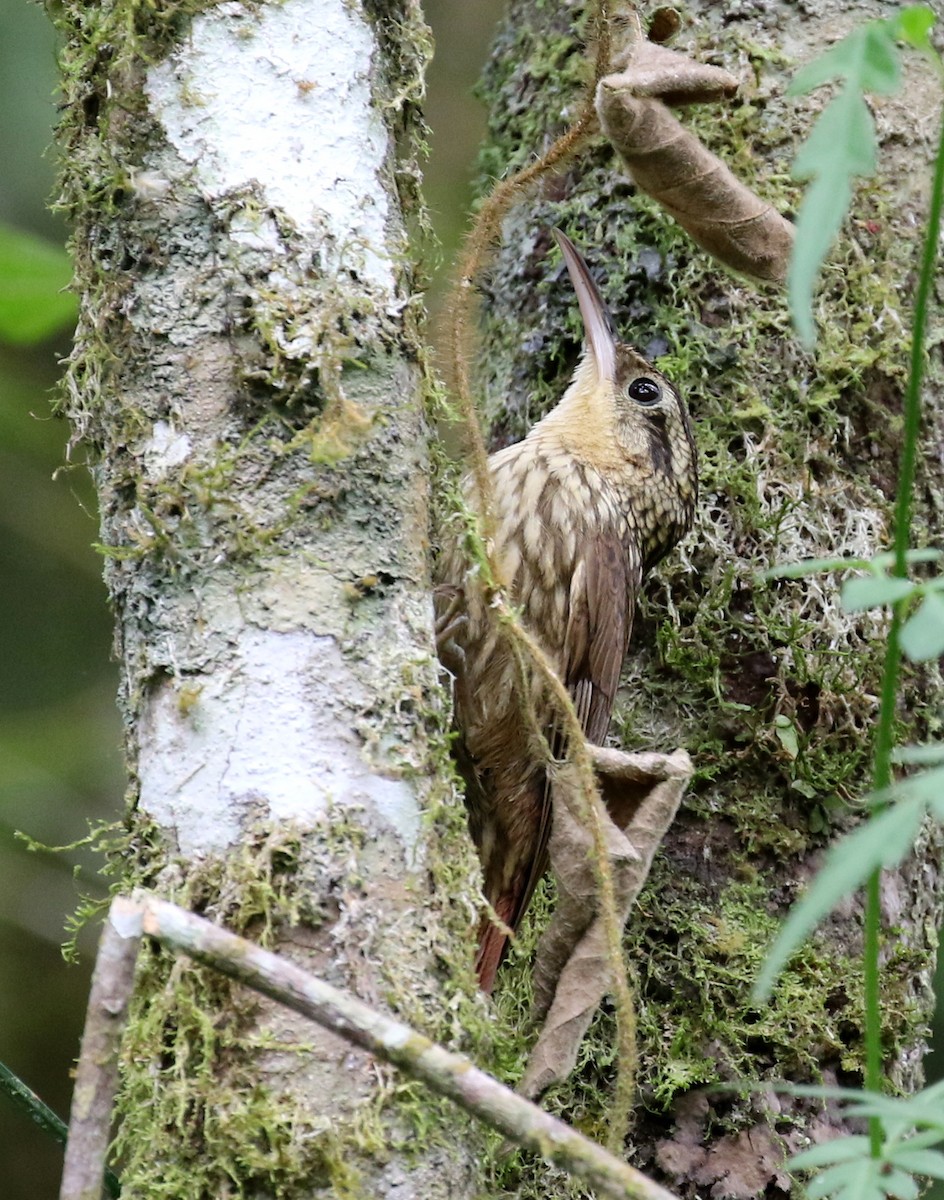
xmin=145 ymin=0 xmax=394 ymax=292
xmin=143 ymin=420 xmax=192 ymax=477
xmin=138 ymin=628 xmax=420 ymax=857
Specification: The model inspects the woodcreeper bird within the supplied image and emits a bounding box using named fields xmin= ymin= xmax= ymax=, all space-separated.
xmin=436 ymin=230 xmax=697 ymax=991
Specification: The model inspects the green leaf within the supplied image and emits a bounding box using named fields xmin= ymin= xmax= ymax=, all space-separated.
xmin=790 ymin=1137 xmax=870 ymax=1170
xmin=753 ymin=796 xmax=926 ymax=1000
xmin=805 ymin=1158 xmax=882 ymax=1200
xmin=793 ymin=87 xmax=878 ymax=180
xmin=924 ymin=776 xmax=944 ymax=821
xmin=890 ymin=1148 xmax=944 ymax=1180
xmin=764 ymin=556 xmax=873 ymax=580
xmin=0 ymin=1058 xmax=67 ymax=1144
xmin=0 ymin=223 xmax=76 ymax=344
xmin=872 ymin=549 xmax=944 ymax=568
xmin=848 ymin=1089 xmax=944 ymax=1133
xmin=0 ymin=1060 xmax=121 ymax=1197
xmin=774 ymin=715 xmax=799 ymax=759
xmin=785 ymin=11 xmax=938 ymax=346
xmin=841 ymin=573 xmax=917 ymax=611
xmin=862 ymin=764 xmax=944 ymax=817
xmin=848 ymin=764 xmax=944 ymax=811
xmin=857 ymin=22 xmax=905 ymax=93
xmin=789 ymin=176 xmax=851 ymax=346
xmin=894 ymin=6 xmax=936 ymax=52
xmin=836 ymin=1163 xmax=886 ymax=1200
xmin=881 ymin=1167 xmax=919 ymax=1200
xmin=893 ymin=744 xmax=944 ymax=766
xmin=789 ymin=88 xmax=877 ymax=346
xmin=789 ymin=20 xmax=902 ymax=97
xmin=900 ymin=592 xmax=944 ymax=660
xmin=763 ymin=550 xmax=943 ymax=582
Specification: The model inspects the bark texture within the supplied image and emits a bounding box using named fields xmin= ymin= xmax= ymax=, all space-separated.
xmin=53 ymin=1 xmax=483 ymax=1196
xmin=472 ymin=1 xmax=944 ymax=1196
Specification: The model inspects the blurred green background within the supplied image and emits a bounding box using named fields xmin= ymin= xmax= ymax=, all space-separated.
xmin=0 ymin=1 xmax=121 ymax=1196
xmin=1 ymin=2 xmax=940 ymax=1198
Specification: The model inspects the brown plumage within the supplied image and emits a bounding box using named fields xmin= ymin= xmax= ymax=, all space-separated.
xmin=436 ymin=230 xmax=697 ymax=991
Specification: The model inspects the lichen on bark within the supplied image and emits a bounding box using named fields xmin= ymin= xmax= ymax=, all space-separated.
xmin=51 ymin=0 xmax=486 ymax=1195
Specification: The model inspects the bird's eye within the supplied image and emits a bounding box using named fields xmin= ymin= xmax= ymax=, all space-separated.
xmin=627 ymin=377 xmax=662 ymax=405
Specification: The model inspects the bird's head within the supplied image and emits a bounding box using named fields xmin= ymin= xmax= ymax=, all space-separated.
xmin=552 ymin=228 xmax=695 ymax=492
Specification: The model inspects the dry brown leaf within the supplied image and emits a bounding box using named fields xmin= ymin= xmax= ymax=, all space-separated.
xmin=656 ymin=1091 xmax=792 ymax=1197
xmin=694 ymin=1127 xmax=790 ymax=1199
xmin=595 ymin=19 xmax=794 ymax=282
xmin=654 ymin=1090 xmax=711 ymax=1179
xmin=606 ymin=7 xmax=738 ymax=104
xmin=518 ymin=748 xmax=692 ymax=1100
xmin=607 ymin=44 xmax=739 ymax=106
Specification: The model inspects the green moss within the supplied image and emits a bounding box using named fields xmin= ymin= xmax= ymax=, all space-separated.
xmin=64 ymin=794 xmax=482 ymax=1194
xmin=105 ymin=824 xmax=380 ymax=1197
xmin=632 ymin=872 xmax=864 ymax=1101
xmin=114 ymin=949 xmax=329 ymax=1196
xmin=50 ymin=0 xmax=488 ymax=1191
xmin=98 ymin=789 xmax=487 ymax=1197
xmin=447 ymin=3 xmax=936 ymax=1183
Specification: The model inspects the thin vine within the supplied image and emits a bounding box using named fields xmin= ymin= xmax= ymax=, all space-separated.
xmin=439 ymin=0 xmax=646 ymax=1150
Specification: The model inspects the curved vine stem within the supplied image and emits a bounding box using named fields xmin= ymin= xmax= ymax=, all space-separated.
xmin=438 ymin=0 xmax=652 ymax=1149
xmin=442 ymin=0 xmax=613 ymax=539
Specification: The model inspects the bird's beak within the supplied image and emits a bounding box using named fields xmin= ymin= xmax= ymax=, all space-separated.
xmin=553 ymin=228 xmax=617 ymax=384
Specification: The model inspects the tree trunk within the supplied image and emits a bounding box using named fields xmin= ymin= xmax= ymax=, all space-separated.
xmin=53 ymin=1 xmax=484 ymax=1195
xmin=473 ymin=0 xmax=944 ymax=1194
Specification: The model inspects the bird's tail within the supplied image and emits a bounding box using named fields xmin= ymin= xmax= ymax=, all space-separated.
xmin=475 ymin=920 xmax=509 ymax=994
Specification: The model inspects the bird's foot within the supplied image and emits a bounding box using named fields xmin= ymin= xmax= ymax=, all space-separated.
xmin=433 ymin=584 xmax=468 ymax=676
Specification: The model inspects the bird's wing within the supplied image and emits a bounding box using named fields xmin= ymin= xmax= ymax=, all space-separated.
xmin=525 ymin=534 xmax=639 ymax=872
xmin=481 ymin=533 xmax=638 ymax=986
xmin=564 ymin=533 xmax=640 ymax=744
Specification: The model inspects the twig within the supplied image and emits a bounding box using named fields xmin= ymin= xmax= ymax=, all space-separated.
xmin=105 ymin=893 xmax=681 ymax=1200
xmin=59 ymin=904 xmax=140 ymax=1200
xmin=0 ymin=1059 xmax=70 ymax=1148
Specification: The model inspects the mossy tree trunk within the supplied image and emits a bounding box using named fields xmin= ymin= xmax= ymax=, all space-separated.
xmin=53 ymin=1 xmax=484 ymax=1196
xmin=52 ymin=0 xmax=944 ymax=1194
xmin=473 ymin=0 xmax=944 ymax=1195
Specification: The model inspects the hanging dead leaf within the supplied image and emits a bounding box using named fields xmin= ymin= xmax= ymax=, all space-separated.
xmin=596 ymin=14 xmax=794 ymax=282
xmin=518 ymin=747 xmax=693 ymax=1100
xmin=598 ymin=85 xmax=794 ymax=281
xmin=607 ymin=45 xmax=739 ymax=106
xmin=606 ymin=7 xmax=738 ymax=104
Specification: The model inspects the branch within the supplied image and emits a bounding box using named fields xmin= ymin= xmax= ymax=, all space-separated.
xmin=66 ymin=895 xmax=682 ymax=1200
xmin=59 ymin=906 xmax=139 ymax=1200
